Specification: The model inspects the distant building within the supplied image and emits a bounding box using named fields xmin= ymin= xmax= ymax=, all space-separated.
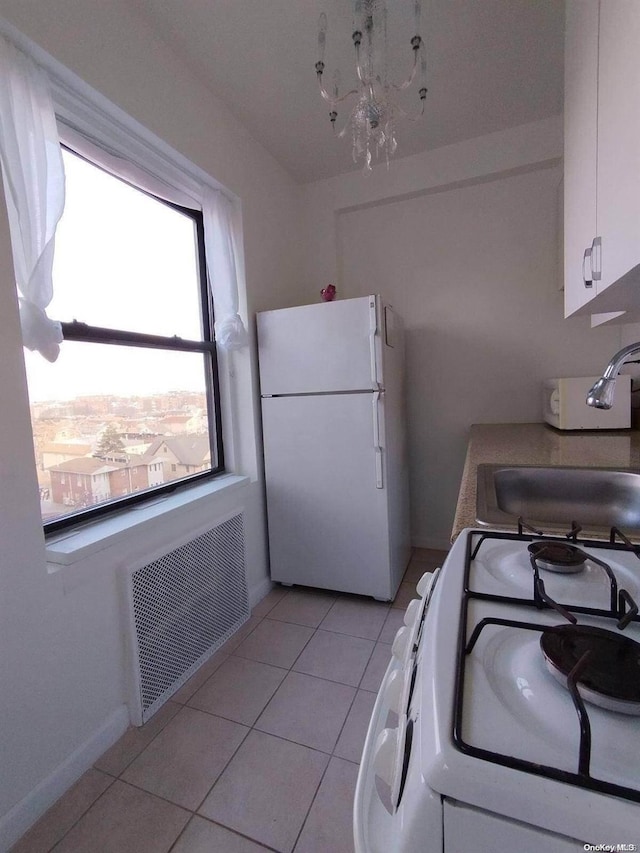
xmin=158 ymin=414 xmax=192 ymax=435
xmin=145 ymin=458 xmax=165 ymax=488
xmin=145 ymin=435 xmax=211 ymax=481
xmin=48 ymin=458 xmax=115 ymax=507
xmin=122 ymin=439 xmax=154 ymax=456
xmin=49 ymin=454 xmax=166 ymax=507
xmin=102 ymin=452 xmax=165 ymax=495
xmin=41 ymin=442 xmax=92 ymax=471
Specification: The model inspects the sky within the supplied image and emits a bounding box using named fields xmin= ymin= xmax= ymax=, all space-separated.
xmin=24 ymin=150 xmax=208 ymax=403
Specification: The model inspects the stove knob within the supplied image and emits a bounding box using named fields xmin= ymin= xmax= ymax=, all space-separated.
xmin=403 ymin=597 xmax=421 ymax=627
xmin=373 ymin=726 xmax=400 ymax=789
xmin=383 ymin=667 xmax=403 ymax=714
xmin=417 ymin=567 xmax=440 ymax=602
xmin=392 ymin=625 xmax=411 ymax=663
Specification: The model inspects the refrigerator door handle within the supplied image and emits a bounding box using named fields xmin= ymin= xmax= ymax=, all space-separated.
xmin=372 ymin=391 xmax=384 ymax=489
xmin=369 ymin=297 xmax=381 ymax=390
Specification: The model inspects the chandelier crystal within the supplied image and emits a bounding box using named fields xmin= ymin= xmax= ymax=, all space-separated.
xmin=316 ymin=0 xmax=427 ymax=174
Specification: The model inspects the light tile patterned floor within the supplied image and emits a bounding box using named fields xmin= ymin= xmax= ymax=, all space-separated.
xmin=11 ymin=548 xmax=447 ymax=853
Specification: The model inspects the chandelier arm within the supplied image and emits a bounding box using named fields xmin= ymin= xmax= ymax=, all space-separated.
xmin=317 ymin=74 xmax=358 ymax=106
xmin=389 ymin=49 xmax=419 ymax=92
xmin=392 ymin=98 xmax=426 ymax=123
xmin=354 ymin=42 xmax=369 ymax=86
xmin=334 ymin=101 xmax=363 ymax=139
xmin=365 ymin=80 xmax=376 ymax=105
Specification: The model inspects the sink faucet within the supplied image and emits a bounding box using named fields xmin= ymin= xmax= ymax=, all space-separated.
xmin=586 ymin=342 xmax=640 ymax=409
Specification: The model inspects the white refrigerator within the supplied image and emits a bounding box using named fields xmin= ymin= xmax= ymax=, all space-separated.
xmin=257 ymin=295 xmax=411 ymax=601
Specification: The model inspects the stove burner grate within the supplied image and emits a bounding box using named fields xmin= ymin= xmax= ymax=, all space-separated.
xmin=540 ymin=624 xmax=640 ymax=714
xmin=467 ymin=529 xmax=639 ymax=630
xmin=455 ymin=612 xmax=640 ymax=803
xmin=528 ymin=542 xmax=587 ymax=574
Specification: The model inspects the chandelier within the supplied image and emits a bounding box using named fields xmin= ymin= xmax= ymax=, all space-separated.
xmin=315 ymin=0 xmax=427 ymax=174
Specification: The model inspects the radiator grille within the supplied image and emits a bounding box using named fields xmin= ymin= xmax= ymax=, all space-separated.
xmin=130 ymin=513 xmax=249 ymax=722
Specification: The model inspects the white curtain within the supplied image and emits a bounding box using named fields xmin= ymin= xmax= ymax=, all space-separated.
xmin=202 ymin=188 xmax=248 ymax=351
xmin=60 ymin=123 xmax=199 ymax=212
xmin=0 ymin=34 xmax=65 ymax=362
xmin=62 ymin=128 xmax=248 ymax=351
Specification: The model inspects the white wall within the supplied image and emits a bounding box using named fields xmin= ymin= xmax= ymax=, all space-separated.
xmin=303 ymin=118 xmax=627 ymax=548
xmin=0 ymin=0 xmax=304 ymax=845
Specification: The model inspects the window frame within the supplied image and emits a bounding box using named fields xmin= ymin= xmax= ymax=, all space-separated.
xmin=41 ymin=150 xmax=225 ymax=535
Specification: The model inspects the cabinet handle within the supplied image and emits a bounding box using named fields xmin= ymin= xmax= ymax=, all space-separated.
xmin=582 ymin=247 xmax=593 ymax=288
xmin=591 ymin=236 xmax=602 ymax=281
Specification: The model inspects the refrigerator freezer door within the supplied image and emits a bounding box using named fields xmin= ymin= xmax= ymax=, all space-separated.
xmin=261 ymin=392 xmax=395 ymax=599
xmin=258 ymin=296 xmax=380 ymax=395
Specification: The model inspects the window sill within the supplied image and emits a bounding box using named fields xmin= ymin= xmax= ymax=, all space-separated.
xmin=45 ymin=474 xmax=250 ymax=569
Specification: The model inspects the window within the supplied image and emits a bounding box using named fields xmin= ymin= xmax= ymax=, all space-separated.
xmin=24 ymin=148 xmax=224 ymax=532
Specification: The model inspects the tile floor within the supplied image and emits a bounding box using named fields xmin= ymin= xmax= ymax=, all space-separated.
xmin=11 ymin=548 xmax=446 ymax=853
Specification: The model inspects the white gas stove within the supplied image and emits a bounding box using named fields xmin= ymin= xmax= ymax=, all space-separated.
xmin=355 ymin=526 xmax=640 ymax=853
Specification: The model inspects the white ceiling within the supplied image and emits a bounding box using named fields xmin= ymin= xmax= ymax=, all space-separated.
xmin=133 ymin=0 xmax=564 ymax=184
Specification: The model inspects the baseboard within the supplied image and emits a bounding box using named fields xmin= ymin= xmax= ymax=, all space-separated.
xmin=411 ymin=537 xmax=452 ymax=553
xmin=248 ymin=575 xmax=273 ymax=609
xmin=0 ymin=705 xmax=129 ymax=852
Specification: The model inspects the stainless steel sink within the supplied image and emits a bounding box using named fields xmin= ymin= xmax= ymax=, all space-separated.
xmin=476 ymin=464 xmax=640 ymax=530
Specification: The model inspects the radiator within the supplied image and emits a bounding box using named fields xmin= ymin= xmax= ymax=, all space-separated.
xmin=125 ymin=511 xmax=249 ymax=725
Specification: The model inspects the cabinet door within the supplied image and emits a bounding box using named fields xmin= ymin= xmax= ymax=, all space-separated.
xmin=596 ymin=0 xmax=640 ymax=293
xmin=563 ymin=0 xmax=599 ymax=317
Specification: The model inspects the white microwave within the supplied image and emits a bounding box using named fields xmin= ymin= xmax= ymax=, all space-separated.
xmin=542 ymin=376 xmax=631 ymax=430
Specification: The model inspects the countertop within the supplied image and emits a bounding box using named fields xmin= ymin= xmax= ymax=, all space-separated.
xmin=451 ymin=422 xmax=640 ymax=541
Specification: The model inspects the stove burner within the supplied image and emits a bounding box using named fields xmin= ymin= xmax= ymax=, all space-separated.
xmin=540 ymin=624 xmax=640 ymax=715
xmin=528 ymin=542 xmax=587 ymax=574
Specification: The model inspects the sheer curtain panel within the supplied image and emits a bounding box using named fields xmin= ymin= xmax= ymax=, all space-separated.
xmin=203 ymin=188 xmax=248 ymax=351
xmin=60 ymin=129 xmax=248 ymax=353
xmin=0 ymin=34 xmax=65 ymax=362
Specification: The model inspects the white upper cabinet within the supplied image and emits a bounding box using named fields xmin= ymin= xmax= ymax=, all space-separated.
xmin=596 ymin=2 xmax=640 ymax=292
xmin=563 ymin=0 xmax=598 ymax=316
xmin=564 ymin=0 xmax=640 ymax=321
